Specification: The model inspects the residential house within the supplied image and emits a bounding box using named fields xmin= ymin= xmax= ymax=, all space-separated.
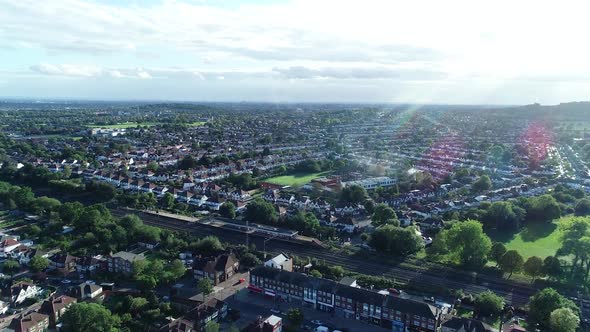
xmin=244 ymin=315 xmax=283 ymax=332
xmin=40 ymin=295 xmax=77 ymax=327
xmin=49 ymin=253 xmax=78 ymax=276
xmin=69 ymin=282 xmax=103 ymax=300
xmin=441 ymin=317 xmax=495 ymax=332
xmin=0 ymin=239 xmax=21 ymax=258
xmin=107 ymin=251 xmax=144 ymax=275
xmin=19 ymin=248 xmax=47 ymax=266
xmin=8 ymin=312 xmax=49 ymax=332
xmin=75 ymin=255 xmax=106 ymax=275
xmin=193 ymin=253 xmax=239 ymax=286
xmin=159 ymin=298 xmax=227 ymax=332
xmin=5 ymin=282 xmax=41 ymax=305
xmin=264 ymin=253 xmax=293 ymax=272
xmin=323 ymin=215 xmax=359 ymax=233
xmin=0 ymin=300 xmax=8 ymax=315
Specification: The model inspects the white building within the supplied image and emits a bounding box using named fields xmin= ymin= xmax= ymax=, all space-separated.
xmin=264 ymin=253 xmax=293 ymax=272
xmin=342 ymin=177 xmax=396 ymax=190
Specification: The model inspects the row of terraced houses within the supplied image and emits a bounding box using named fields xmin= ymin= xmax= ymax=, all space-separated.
xmin=248 ymin=266 xmax=446 ymax=332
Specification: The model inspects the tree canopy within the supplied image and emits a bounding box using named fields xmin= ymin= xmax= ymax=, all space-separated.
xmin=369 ymin=225 xmax=424 ymax=256
xmin=430 ymin=220 xmax=492 ymax=268
xmin=61 ymin=303 xmax=121 ymax=332
xmin=528 ymin=288 xmax=578 ymax=330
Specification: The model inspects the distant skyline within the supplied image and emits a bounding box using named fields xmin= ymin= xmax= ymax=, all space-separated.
xmin=1 ymin=0 xmax=590 ymax=104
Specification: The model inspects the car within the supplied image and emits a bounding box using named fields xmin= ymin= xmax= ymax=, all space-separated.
xmin=61 ymin=279 xmax=72 ymax=284
xmin=270 ymin=308 xmax=281 ymax=314
xmin=239 ymin=278 xmax=246 ymax=283
xmin=388 ymin=287 xmax=401 ymax=295
xmin=423 ymin=296 xmax=435 ymax=303
xmin=85 ymin=280 xmax=96 ymax=285
xmin=311 ymin=320 xmax=324 ymax=325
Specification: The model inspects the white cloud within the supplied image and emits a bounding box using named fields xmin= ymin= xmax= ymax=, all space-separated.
xmin=30 ymin=64 xmax=103 ymax=77
xmin=272 ymin=66 xmax=446 ymax=80
xmin=3 ymin=0 xmax=590 ymax=102
xmin=109 ymin=70 xmax=124 ymax=78
xmin=136 ymin=70 xmax=152 ymax=79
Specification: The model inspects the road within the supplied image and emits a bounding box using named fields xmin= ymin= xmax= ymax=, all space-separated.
xmin=111 ymin=208 xmax=537 ymax=306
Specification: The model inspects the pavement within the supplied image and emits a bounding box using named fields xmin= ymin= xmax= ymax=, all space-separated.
xmin=223 ymin=288 xmax=390 ymax=332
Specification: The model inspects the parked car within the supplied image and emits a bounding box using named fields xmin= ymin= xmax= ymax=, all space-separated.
xmin=388 ymin=287 xmax=401 ymax=295
xmin=311 ymin=320 xmax=324 ymax=325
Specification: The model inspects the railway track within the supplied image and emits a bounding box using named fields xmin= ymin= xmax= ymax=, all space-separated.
xmin=111 ymin=208 xmax=535 ymax=306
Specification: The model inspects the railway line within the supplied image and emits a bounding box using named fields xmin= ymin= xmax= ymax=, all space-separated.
xmin=111 ymin=208 xmax=536 ymax=306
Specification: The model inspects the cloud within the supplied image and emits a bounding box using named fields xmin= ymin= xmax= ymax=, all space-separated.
xmin=4 ymin=0 xmax=590 ymax=103
xmin=272 ymin=66 xmax=446 ymax=80
xmin=30 ymin=64 xmax=103 ymax=77
xmin=137 ymin=70 xmax=152 ymax=79
xmin=109 ymin=70 xmax=124 ymax=78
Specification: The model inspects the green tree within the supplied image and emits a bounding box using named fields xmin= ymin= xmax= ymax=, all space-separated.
xmin=482 ymin=201 xmax=525 ymax=230
xmin=194 ymin=236 xmax=225 ymax=256
xmin=30 ymin=196 xmax=61 ymax=217
xmin=523 ymin=195 xmax=561 ymax=223
xmin=575 ymin=199 xmax=590 ymax=216
xmin=165 ymin=259 xmax=186 ymax=282
xmin=240 ymin=253 xmax=261 ymax=268
xmin=219 ymin=202 xmax=237 ymax=219
xmin=244 ymin=198 xmax=277 ymax=225
xmin=542 ymin=256 xmax=563 ymax=280
xmin=472 ymin=175 xmax=492 ymax=193
xmin=59 ymin=201 xmax=84 ymax=224
xmin=490 ymin=242 xmax=507 ymax=267
xmin=523 ymin=256 xmax=544 ymax=282
xmin=549 ymin=307 xmax=580 ymax=332
xmin=369 ymin=225 xmax=423 ymax=256
xmin=310 ymin=270 xmax=322 ymax=278
xmin=372 ymin=203 xmax=397 ymax=226
xmin=474 ymin=290 xmax=504 ymax=318
xmin=499 ymin=250 xmax=524 ymax=278
xmin=204 ymin=321 xmax=220 ymax=332
xmin=3 ymin=259 xmax=19 ymax=277
xmin=340 ymin=185 xmax=367 ymax=204
xmin=29 ymin=255 xmax=49 ymax=273
xmin=61 ymin=303 xmax=120 ymax=332
xmin=146 ymin=161 xmax=159 ymax=172
xmin=286 ymin=308 xmax=304 ymax=326
xmin=528 ymin=288 xmax=578 ymax=330
xmin=431 ymin=220 xmax=492 ymax=268
xmin=197 ymin=278 xmax=213 ymax=300
xmin=162 ymin=192 xmax=175 ymax=210
xmin=558 ymin=217 xmax=590 ymax=279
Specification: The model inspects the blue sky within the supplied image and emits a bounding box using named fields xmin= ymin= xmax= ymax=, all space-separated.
xmin=1 ymin=0 xmax=590 ymax=104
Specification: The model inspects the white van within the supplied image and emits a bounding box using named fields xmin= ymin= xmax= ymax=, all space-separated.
xmin=315 ymin=327 xmax=329 ymax=332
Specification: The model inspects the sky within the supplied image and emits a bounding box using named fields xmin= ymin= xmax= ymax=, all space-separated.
xmin=1 ymin=0 xmax=590 ymax=104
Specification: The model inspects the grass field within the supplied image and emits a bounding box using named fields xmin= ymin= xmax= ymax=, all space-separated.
xmin=487 ymin=218 xmax=565 ymax=259
xmin=188 ymin=121 xmax=207 ymax=126
xmin=88 ymin=122 xmax=158 ymax=129
xmin=264 ymin=171 xmax=330 ymax=187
